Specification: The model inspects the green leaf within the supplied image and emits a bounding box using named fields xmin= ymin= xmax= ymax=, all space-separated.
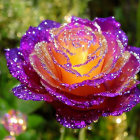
xmin=17 ymin=100 xmax=44 ymax=114
xmin=28 ymin=114 xmax=45 ymax=129
xmin=17 ymin=130 xmax=39 ymax=140
xmin=136 ymin=0 xmax=140 ymax=46
xmin=0 ymin=98 xmax=11 ymax=116
xmin=65 ymin=136 xmax=77 ymax=140
xmin=0 ymin=55 xmax=18 ymax=108
xmin=0 ymin=124 xmax=9 ymax=139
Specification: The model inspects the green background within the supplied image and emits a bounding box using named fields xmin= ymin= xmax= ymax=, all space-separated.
xmin=0 ymin=0 xmax=140 ymax=139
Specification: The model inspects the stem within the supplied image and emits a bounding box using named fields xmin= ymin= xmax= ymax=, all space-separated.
xmin=78 ymin=128 xmax=86 ymax=140
xmin=60 ymin=126 xmax=66 ymax=140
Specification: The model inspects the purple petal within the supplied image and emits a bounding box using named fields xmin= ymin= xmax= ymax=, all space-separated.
xmin=105 ymin=52 xmax=140 ymax=93
xmin=93 ymin=17 xmax=121 ymax=31
xmin=12 ymin=84 xmax=53 ymax=102
xmin=71 ymin=16 xmax=97 ymax=31
xmin=42 ymin=79 xmax=123 ymax=110
xmin=20 ymin=27 xmax=49 ymax=60
xmin=55 ymin=87 xmax=140 ymax=128
xmin=54 ymin=102 xmax=100 ymax=128
xmin=42 ymin=80 xmax=105 ymax=109
xmin=93 ymin=17 xmax=128 ymax=47
xmin=115 ymin=29 xmax=128 ymax=47
xmin=5 ymin=48 xmax=49 ymax=94
xmin=102 ymin=87 xmax=140 ymax=117
xmin=127 ymin=46 xmax=140 ymax=56
xmin=5 ymin=48 xmax=28 ymax=84
xmin=38 ymin=20 xmax=60 ymax=29
xmin=20 ymin=20 xmax=61 ymax=60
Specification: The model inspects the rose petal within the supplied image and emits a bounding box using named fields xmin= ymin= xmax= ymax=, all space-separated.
xmin=29 ymin=51 xmax=61 ymax=89
xmin=39 ymin=51 xmax=139 ymax=105
xmin=101 ymin=32 xmax=125 ymax=74
xmin=38 ymin=20 xmax=60 ymax=30
xmin=5 ymin=48 xmax=29 ymax=84
xmin=115 ymin=29 xmax=128 ymax=47
xmin=41 ymin=79 xmax=105 ymax=109
xmin=127 ymin=46 xmax=140 ymax=56
xmin=12 ymin=84 xmax=53 ymax=102
xmin=55 ymin=87 xmax=140 ymax=128
xmin=93 ymin=17 xmax=121 ymax=31
xmin=50 ymin=23 xmax=107 ymax=84
xmin=20 ymin=20 xmax=60 ymax=60
xmin=71 ymin=16 xmax=97 ymax=31
xmin=54 ymin=102 xmax=100 ymax=128
xmin=105 ymin=53 xmax=140 ymax=93
xmin=102 ymin=87 xmax=140 ymax=117
xmin=93 ymin=17 xmax=128 ymax=47
xmin=5 ymin=48 xmax=48 ymax=95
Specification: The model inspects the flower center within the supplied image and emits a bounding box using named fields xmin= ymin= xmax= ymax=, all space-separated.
xmin=29 ymin=24 xmax=107 ymax=86
xmin=50 ymin=24 xmax=107 ymax=84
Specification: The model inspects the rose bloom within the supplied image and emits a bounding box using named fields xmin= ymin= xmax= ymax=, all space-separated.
xmin=6 ymin=16 xmax=140 ymax=128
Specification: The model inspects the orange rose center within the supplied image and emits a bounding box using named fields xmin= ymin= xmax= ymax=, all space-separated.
xmin=50 ymin=24 xmax=106 ymax=84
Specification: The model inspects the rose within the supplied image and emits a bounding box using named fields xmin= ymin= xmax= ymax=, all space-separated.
xmin=6 ymin=16 xmax=140 ymax=128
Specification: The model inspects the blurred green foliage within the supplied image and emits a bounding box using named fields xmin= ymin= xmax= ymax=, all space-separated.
xmin=0 ymin=0 xmax=89 ymax=52
xmin=0 ymin=0 xmax=140 ymax=140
